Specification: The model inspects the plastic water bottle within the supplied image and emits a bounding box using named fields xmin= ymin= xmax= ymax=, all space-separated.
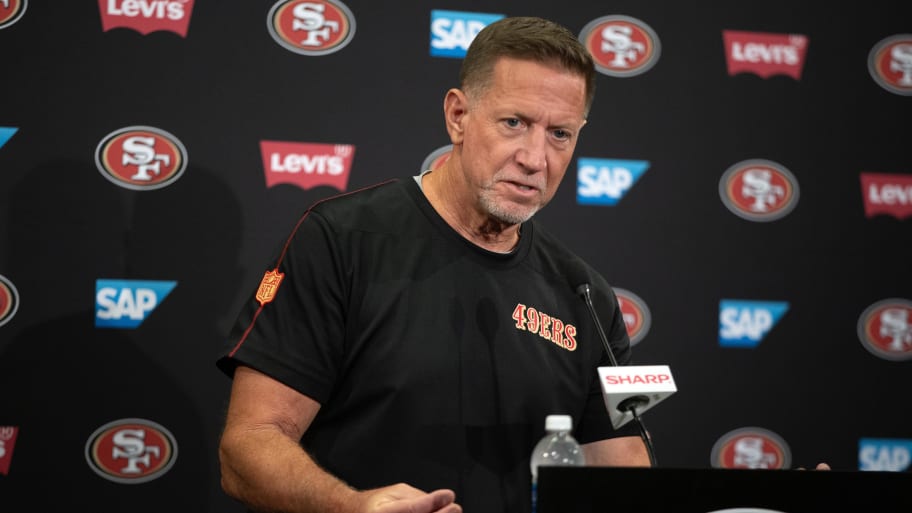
xmin=530 ymin=414 xmax=585 ymax=513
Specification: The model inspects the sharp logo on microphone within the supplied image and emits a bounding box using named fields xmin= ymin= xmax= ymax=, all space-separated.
xmin=0 ymin=0 xmax=26 ymax=30
xmin=868 ymin=34 xmax=912 ymax=96
xmin=579 ymin=15 xmax=660 ymax=77
xmin=0 ymin=126 xmax=17 ymax=150
xmin=603 ymin=373 xmax=672 ymax=385
xmin=860 ymin=172 xmax=912 ymax=220
xmin=576 ymin=158 xmax=649 ymax=205
xmin=95 ymin=126 xmax=188 ymax=191
xmin=420 ymin=144 xmax=452 ymax=174
xmin=859 ymin=438 xmax=912 ymax=471
xmin=98 ymin=0 xmax=195 ymax=37
xmin=267 ymin=0 xmax=356 ymax=56
xmin=711 ymin=427 xmax=791 ymax=469
xmin=598 ymin=365 xmax=676 ymax=429
xmin=719 ymin=299 xmax=789 ymax=347
xmin=614 ymin=287 xmax=651 ymax=346
xmin=722 ymin=30 xmax=809 ymax=80
xmin=719 ymin=159 xmax=800 ymax=222
xmin=429 ymin=10 xmax=504 ymax=58
xmin=0 ymin=274 xmax=20 ymax=328
xmin=260 ymin=140 xmax=355 ymax=192
xmin=85 ymin=418 xmax=178 ymax=484
xmin=95 ymin=279 xmax=177 ymax=329
xmin=0 ymin=426 xmax=19 ymax=476
xmin=856 ymin=298 xmax=912 ymax=361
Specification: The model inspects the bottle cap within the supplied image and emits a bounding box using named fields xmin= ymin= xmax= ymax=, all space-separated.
xmin=545 ymin=414 xmax=572 ymax=432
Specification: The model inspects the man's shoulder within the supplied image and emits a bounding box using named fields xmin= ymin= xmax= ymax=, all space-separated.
xmin=308 ymin=178 xmax=418 ymax=233
xmin=527 ymin=220 xmax=610 ymax=289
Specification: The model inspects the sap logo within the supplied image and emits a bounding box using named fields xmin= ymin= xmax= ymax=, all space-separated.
xmin=719 ymin=299 xmax=789 ymax=347
xmin=859 ymin=438 xmax=912 ymax=471
xmin=95 ymin=279 xmax=177 ymax=328
xmin=429 ymin=10 xmax=503 ymax=58
xmin=0 ymin=126 xmax=17 ymax=150
xmin=577 ymin=158 xmax=650 ymax=205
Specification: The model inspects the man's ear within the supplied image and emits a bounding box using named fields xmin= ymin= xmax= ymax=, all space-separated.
xmin=443 ymin=88 xmax=469 ymax=145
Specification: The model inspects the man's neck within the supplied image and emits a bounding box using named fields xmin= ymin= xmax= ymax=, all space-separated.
xmin=420 ymin=168 xmax=521 ymax=253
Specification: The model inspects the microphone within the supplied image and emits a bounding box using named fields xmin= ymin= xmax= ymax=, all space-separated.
xmin=574 ymin=281 xmax=677 ymax=466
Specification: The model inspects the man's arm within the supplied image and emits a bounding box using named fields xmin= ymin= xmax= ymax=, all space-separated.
xmin=581 ymin=435 xmax=651 ymax=467
xmin=218 ymin=365 xmax=462 ymax=513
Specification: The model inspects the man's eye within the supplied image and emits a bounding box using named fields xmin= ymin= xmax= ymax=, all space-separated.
xmin=504 ymin=118 xmax=521 ymax=128
xmin=553 ymin=129 xmax=571 ymax=140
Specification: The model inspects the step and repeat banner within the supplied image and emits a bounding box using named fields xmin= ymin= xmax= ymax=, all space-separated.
xmin=0 ymin=1 xmax=909 ymax=511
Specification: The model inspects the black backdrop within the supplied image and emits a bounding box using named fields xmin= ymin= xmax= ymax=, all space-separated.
xmin=1 ymin=1 xmax=909 ymax=511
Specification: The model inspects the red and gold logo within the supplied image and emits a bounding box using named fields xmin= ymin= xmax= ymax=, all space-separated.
xmin=719 ymin=159 xmax=799 ymax=222
xmin=0 ymin=0 xmax=26 ymax=30
xmin=711 ymin=427 xmax=791 ymax=469
xmin=85 ymin=418 xmax=177 ymax=483
xmin=579 ymin=15 xmax=661 ymax=77
xmin=420 ymin=145 xmax=453 ymax=174
xmin=256 ymin=269 xmax=285 ymax=306
xmin=267 ymin=0 xmax=356 ymax=56
xmin=0 ymin=274 xmax=20 ymax=328
xmin=614 ymin=287 xmax=651 ymax=346
xmin=868 ymin=34 xmax=912 ymax=96
xmin=98 ymin=0 xmax=195 ymax=37
xmin=857 ymin=298 xmax=912 ymax=361
xmin=95 ymin=125 xmax=188 ymax=190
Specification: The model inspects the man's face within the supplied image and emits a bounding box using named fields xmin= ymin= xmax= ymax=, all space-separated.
xmin=453 ymin=57 xmax=588 ymax=225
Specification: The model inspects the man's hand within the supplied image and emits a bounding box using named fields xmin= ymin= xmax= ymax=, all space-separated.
xmin=356 ymin=484 xmax=462 ymax=513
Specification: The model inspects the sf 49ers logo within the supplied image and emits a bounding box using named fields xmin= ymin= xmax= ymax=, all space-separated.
xmin=868 ymin=34 xmax=912 ymax=96
xmin=95 ymin=125 xmax=188 ymax=190
xmin=711 ymin=427 xmax=791 ymax=469
xmin=420 ymin=144 xmax=452 ymax=174
xmin=267 ymin=0 xmax=356 ymax=56
xmin=0 ymin=0 xmax=27 ymax=30
xmin=613 ymin=287 xmax=651 ymax=346
xmin=719 ymin=159 xmax=800 ymax=222
xmin=0 ymin=274 xmax=20 ymax=328
xmin=579 ymin=15 xmax=661 ymax=77
xmin=857 ymin=298 xmax=912 ymax=361
xmin=85 ymin=418 xmax=178 ymax=484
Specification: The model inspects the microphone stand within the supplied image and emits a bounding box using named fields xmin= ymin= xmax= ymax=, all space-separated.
xmin=576 ymin=283 xmax=658 ymax=468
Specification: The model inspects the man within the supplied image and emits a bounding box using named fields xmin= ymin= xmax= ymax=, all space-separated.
xmin=217 ymin=16 xmax=649 ymax=513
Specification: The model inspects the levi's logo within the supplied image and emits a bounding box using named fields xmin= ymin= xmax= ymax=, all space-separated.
xmin=0 ymin=426 xmax=18 ymax=475
xmin=723 ymin=30 xmax=809 ymax=79
xmin=860 ymin=172 xmax=912 ymax=220
xmin=98 ymin=0 xmax=195 ymax=37
xmin=260 ymin=140 xmax=354 ymax=192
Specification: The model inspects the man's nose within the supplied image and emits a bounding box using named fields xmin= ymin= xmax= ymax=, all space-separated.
xmin=515 ymin=129 xmax=547 ymax=173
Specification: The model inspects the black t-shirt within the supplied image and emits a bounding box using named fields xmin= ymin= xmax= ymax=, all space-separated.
xmin=218 ymin=178 xmax=637 ymax=513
